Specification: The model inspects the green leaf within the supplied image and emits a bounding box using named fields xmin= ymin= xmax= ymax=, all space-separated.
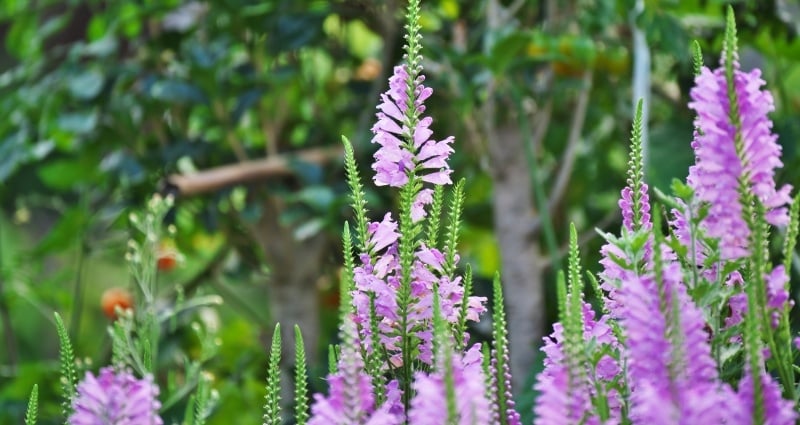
xmin=293 ymin=218 xmax=325 ymax=241
xmin=0 ymin=130 xmax=29 ymax=181
xmin=119 ymin=3 xmax=142 ymax=38
xmin=33 ymin=207 xmax=89 ymax=254
xmin=6 ymin=14 xmax=40 ymax=59
xmin=487 ymin=31 xmax=530 ymax=74
xmin=82 ymin=34 xmax=118 ymax=57
xmin=291 ymin=186 xmax=336 ymax=212
xmin=268 ymin=12 xmax=326 ymax=53
xmin=67 ymin=70 xmax=105 ymax=100
xmin=37 ymin=158 xmax=99 ymax=191
xmin=149 ymin=80 xmax=208 ymax=104
xmin=57 ymin=110 xmax=99 ymax=134
xmin=87 ymin=14 xmax=108 ymax=41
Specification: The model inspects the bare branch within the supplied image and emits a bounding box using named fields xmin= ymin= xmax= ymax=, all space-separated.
xmin=167 ymin=146 xmax=343 ymax=196
xmin=529 ymin=99 xmax=553 ymax=159
xmin=545 ymin=70 xmax=592 ymax=213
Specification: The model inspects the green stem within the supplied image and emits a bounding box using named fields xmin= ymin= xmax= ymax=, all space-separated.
xmin=0 ymin=217 xmax=18 ymax=371
xmin=69 ymin=240 xmax=87 ymax=348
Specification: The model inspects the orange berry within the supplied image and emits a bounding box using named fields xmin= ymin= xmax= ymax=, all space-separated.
xmin=101 ymin=287 xmax=134 ymax=319
xmin=157 ymin=242 xmax=179 ymax=272
xmin=157 ymin=253 xmax=177 ymax=271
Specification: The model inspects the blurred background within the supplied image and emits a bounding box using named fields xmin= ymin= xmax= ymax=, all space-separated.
xmin=1 ymin=0 xmax=799 ymax=423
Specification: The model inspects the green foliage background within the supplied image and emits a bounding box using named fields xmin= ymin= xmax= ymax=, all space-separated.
xmin=0 ymin=0 xmax=799 ymax=423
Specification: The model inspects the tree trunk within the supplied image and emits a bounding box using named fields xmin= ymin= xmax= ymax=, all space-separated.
xmin=254 ymin=196 xmax=329 ymax=414
xmin=487 ymin=124 xmax=545 ymax=392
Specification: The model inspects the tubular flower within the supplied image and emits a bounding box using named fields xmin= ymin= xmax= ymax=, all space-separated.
xmin=371 ymin=65 xmax=453 ymax=188
xmin=408 ymin=345 xmax=490 ymax=425
xmin=735 ymin=368 xmax=797 ymax=425
xmin=534 ymin=303 xmax=622 ymax=425
xmin=308 ymin=320 xmax=404 ymax=425
xmin=69 ymin=367 xmax=162 ymax=425
xmin=687 ymin=62 xmax=792 ymax=260
xmin=599 ymin=180 xmax=653 ymax=320
xmin=488 ymin=348 xmax=522 ymax=425
xmin=352 ymin=214 xmax=485 ymax=365
xmin=725 ymin=266 xmax=792 ymax=332
xmin=619 ymin=184 xmax=652 ymax=233
xmin=620 ymin=246 xmax=732 ymax=424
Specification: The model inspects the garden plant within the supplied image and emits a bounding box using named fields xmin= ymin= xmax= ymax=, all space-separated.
xmin=11 ymin=1 xmax=800 ymax=424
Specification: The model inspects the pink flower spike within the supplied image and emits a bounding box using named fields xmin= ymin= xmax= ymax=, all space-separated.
xmin=370 ymin=64 xmax=454 ymax=188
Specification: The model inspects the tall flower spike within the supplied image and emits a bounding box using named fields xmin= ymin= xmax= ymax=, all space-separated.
xmin=351 ymin=212 xmax=485 ymax=366
xmin=534 ymin=225 xmax=600 ymax=424
xmin=488 ymin=274 xmax=521 ymax=425
xmin=687 ymin=8 xmax=791 ymax=260
xmin=308 ymin=318 xmax=403 ymax=425
xmin=736 ymin=367 xmax=797 ymax=424
xmin=408 ymin=344 xmax=491 ymax=425
xmin=599 ymin=102 xmax=652 ymax=319
xmin=620 ymin=213 xmax=731 ymax=423
xmin=263 ymin=324 xmax=282 ymax=425
xmin=371 ymin=65 xmax=454 ymax=189
xmin=622 ymin=99 xmax=652 ymax=234
xmin=69 ymin=367 xmax=163 ymax=425
xmin=370 ymin=0 xmax=452 ymax=190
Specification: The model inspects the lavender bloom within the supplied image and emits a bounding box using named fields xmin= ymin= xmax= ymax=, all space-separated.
xmin=620 ymin=246 xmax=732 ymax=424
xmin=371 ymin=65 xmax=453 ymax=188
xmin=687 ymin=62 xmax=792 ymax=260
xmin=534 ymin=303 xmax=621 ymax=425
xmin=308 ymin=320 xmax=404 ymax=425
xmin=599 ymin=180 xmax=653 ymax=319
xmin=724 ymin=272 xmax=747 ymax=331
xmin=724 ymin=267 xmax=790 ymax=331
xmin=411 ymin=189 xmax=434 ymax=222
xmin=598 ymin=241 xmax=633 ymax=319
xmin=489 ymin=349 xmax=522 ymax=425
xmin=765 ymin=265 xmax=791 ymax=310
xmin=619 ymin=184 xmax=652 ymax=232
xmin=352 ymin=218 xmax=486 ymax=366
xmin=408 ymin=345 xmax=490 ymax=425
xmin=69 ymin=367 xmax=162 ymax=425
xmin=735 ymin=368 xmax=797 ymax=425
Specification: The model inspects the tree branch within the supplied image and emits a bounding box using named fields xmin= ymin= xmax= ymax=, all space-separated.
xmin=166 ymin=146 xmax=343 ymax=196
xmin=545 ymin=70 xmax=592 ymax=213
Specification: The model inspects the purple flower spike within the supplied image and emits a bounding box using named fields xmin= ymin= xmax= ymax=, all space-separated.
xmin=371 ymin=65 xmax=454 ymax=188
xmin=735 ymin=368 xmax=798 ymax=425
xmin=688 ymin=62 xmax=792 ymax=260
xmin=352 ymin=229 xmax=485 ymax=367
xmin=621 ymin=246 xmax=732 ymax=424
xmin=619 ymin=183 xmax=652 ymax=232
xmin=408 ymin=345 xmax=491 ymax=425
xmin=69 ymin=367 xmax=162 ymax=425
xmin=308 ymin=319 xmax=404 ymax=425
xmin=534 ymin=303 xmax=621 ymax=425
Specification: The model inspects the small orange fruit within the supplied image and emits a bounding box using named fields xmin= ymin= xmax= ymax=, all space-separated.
xmin=157 ymin=241 xmax=179 ymax=272
xmin=101 ymin=287 xmax=134 ymax=319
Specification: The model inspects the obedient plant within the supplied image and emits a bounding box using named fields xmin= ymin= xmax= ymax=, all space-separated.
xmin=535 ymin=8 xmax=799 ymax=425
xmin=23 ymin=3 xmax=800 ymax=425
